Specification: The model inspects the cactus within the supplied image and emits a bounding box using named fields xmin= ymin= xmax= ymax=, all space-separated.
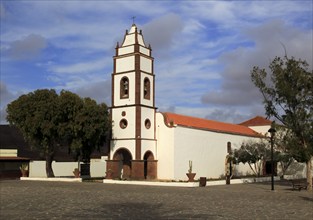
xmin=20 ymin=163 xmax=28 ymax=171
xmin=188 ymin=160 xmax=192 ymax=173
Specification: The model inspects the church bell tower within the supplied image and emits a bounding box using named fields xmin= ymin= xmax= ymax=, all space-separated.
xmin=106 ymin=24 xmax=157 ymax=180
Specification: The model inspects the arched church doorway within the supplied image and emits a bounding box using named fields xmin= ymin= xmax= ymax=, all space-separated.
xmin=144 ymin=151 xmax=157 ymax=179
xmin=113 ymin=148 xmax=132 ymax=179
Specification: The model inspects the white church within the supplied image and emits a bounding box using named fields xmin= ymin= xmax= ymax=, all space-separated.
xmin=106 ymin=23 xmax=274 ymax=181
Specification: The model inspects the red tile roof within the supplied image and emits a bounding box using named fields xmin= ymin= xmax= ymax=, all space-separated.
xmin=239 ymin=116 xmax=272 ymax=126
xmin=162 ymin=112 xmax=261 ymax=137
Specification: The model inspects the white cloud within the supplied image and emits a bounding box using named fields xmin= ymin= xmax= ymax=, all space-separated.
xmin=50 ymin=58 xmax=110 ymax=75
xmin=183 ymin=19 xmax=206 ymax=34
xmin=6 ymin=34 xmax=47 ymax=60
xmin=204 ymin=108 xmax=256 ymax=124
xmin=143 ymin=13 xmax=183 ymax=51
xmin=74 ymin=80 xmax=111 ymax=105
xmin=201 ymin=20 xmax=313 ymax=112
xmin=182 ymin=1 xmax=312 ymax=29
xmin=0 ymin=81 xmax=15 ymax=104
xmin=0 ymin=81 xmax=24 ymax=124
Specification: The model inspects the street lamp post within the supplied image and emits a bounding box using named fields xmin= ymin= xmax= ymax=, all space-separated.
xmin=268 ymin=122 xmax=276 ymax=191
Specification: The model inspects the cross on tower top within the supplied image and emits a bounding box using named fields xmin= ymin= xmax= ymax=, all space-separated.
xmin=132 ymin=16 xmax=136 ymax=25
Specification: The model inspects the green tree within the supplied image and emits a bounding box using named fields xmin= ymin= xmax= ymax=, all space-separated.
xmin=77 ymin=99 xmax=110 ymax=163
xmin=274 ymin=126 xmax=295 ymax=179
xmin=7 ymin=89 xmax=110 ymax=177
xmin=233 ymin=139 xmax=270 ymax=177
xmin=59 ymin=91 xmax=110 ymax=163
xmin=251 ymin=56 xmax=313 ymax=190
xmin=7 ymin=89 xmax=60 ymax=177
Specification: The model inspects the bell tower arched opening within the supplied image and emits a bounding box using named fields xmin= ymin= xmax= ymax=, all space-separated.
xmin=113 ymin=148 xmax=132 ymax=179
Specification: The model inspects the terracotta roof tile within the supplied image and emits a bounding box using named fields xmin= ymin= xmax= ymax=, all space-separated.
xmin=162 ymin=112 xmax=261 ymax=137
xmin=239 ymin=116 xmax=272 ymax=126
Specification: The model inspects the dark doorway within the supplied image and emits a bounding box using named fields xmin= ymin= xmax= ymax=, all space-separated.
xmin=143 ymin=151 xmax=156 ymax=179
xmin=264 ymin=161 xmax=277 ymax=176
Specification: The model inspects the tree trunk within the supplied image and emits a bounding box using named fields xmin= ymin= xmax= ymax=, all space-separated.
xmin=248 ymin=163 xmax=257 ymax=176
xmin=46 ymin=153 xmax=55 ymax=178
xmin=307 ymin=158 xmax=312 ymax=191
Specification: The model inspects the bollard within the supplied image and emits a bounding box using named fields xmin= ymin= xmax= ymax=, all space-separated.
xmin=199 ymin=177 xmax=207 ymax=187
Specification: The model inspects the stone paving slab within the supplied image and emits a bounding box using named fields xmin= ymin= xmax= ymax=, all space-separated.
xmin=0 ymin=180 xmax=312 ymax=219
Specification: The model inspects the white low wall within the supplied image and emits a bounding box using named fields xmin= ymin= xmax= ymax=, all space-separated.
xmin=29 ymin=157 xmax=107 ymax=178
xmin=29 ymin=161 xmax=79 ymax=177
xmin=90 ymin=157 xmax=107 ymax=177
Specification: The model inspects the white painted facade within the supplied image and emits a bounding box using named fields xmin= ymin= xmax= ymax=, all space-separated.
xmin=0 ymin=149 xmax=17 ymax=157
xmin=247 ymin=125 xmax=270 ymax=135
xmin=155 ymin=113 xmax=256 ymax=180
xmin=116 ymin=56 xmax=135 ymax=73
xmin=155 ymin=113 xmax=175 ymax=179
xmin=112 ymin=106 xmax=136 ymax=139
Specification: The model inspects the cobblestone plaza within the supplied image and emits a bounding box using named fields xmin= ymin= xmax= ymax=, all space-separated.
xmin=0 ymin=180 xmax=312 ymax=219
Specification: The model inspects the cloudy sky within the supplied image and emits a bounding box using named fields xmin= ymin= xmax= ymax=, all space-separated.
xmin=1 ymin=1 xmax=312 ymax=124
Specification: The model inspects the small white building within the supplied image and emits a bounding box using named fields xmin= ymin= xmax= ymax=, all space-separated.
xmin=106 ymin=24 xmax=309 ymax=181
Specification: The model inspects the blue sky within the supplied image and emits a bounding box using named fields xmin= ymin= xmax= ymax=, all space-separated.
xmin=1 ymin=0 xmax=312 ymax=124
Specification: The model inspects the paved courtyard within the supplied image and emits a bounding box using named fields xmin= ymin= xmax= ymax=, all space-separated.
xmin=0 ymin=180 xmax=312 ymax=219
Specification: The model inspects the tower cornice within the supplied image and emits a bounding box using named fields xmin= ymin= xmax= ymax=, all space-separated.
xmin=113 ymin=52 xmax=154 ymax=60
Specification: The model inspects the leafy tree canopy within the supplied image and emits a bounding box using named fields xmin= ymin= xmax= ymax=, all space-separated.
xmin=251 ymin=55 xmax=312 ymax=189
xmin=7 ymin=89 xmax=110 ymax=177
xmin=251 ymin=56 xmax=312 ymax=161
xmin=233 ymin=139 xmax=271 ymax=176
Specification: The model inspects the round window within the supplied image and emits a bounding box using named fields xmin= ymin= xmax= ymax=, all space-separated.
xmin=120 ymin=119 xmax=128 ymax=129
xmin=145 ymin=119 xmax=151 ymax=129
xmin=121 ymin=111 xmax=126 ymax=116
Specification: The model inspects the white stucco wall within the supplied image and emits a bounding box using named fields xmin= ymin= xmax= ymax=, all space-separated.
xmin=137 ymin=35 xmax=145 ymax=46
xmin=122 ymin=34 xmax=135 ymax=46
xmin=139 ymin=46 xmax=149 ymax=56
xmin=140 ymin=57 xmax=152 ymax=73
xmin=29 ymin=159 xmax=107 ymax=178
xmin=116 ymin=56 xmax=135 ymax=73
xmin=0 ymin=149 xmax=17 ymax=157
xmin=90 ymin=157 xmax=107 ymax=177
xmin=141 ymin=140 xmax=157 ymax=159
xmin=249 ymin=125 xmax=271 ymax=135
xmin=156 ymin=113 xmax=175 ymax=179
xmin=110 ymin=139 xmax=136 ymax=160
xmin=112 ymin=106 xmax=136 ymax=139
xmin=141 ymin=107 xmax=155 ymax=139
xmin=118 ymin=45 xmax=134 ymax=56
xmin=172 ymin=126 xmax=259 ymax=181
xmin=118 ymin=45 xmax=149 ymax=56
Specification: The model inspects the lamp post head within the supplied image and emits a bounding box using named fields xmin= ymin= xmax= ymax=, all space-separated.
xmin=268 ymin=121 xmax=276 ymax=137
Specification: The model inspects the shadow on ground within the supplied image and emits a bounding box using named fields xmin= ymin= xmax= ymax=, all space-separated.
xmin=98 ymin=202 xmax=163 ymax=219
xmin=299 ymin=196 xmax=313 ymax=202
